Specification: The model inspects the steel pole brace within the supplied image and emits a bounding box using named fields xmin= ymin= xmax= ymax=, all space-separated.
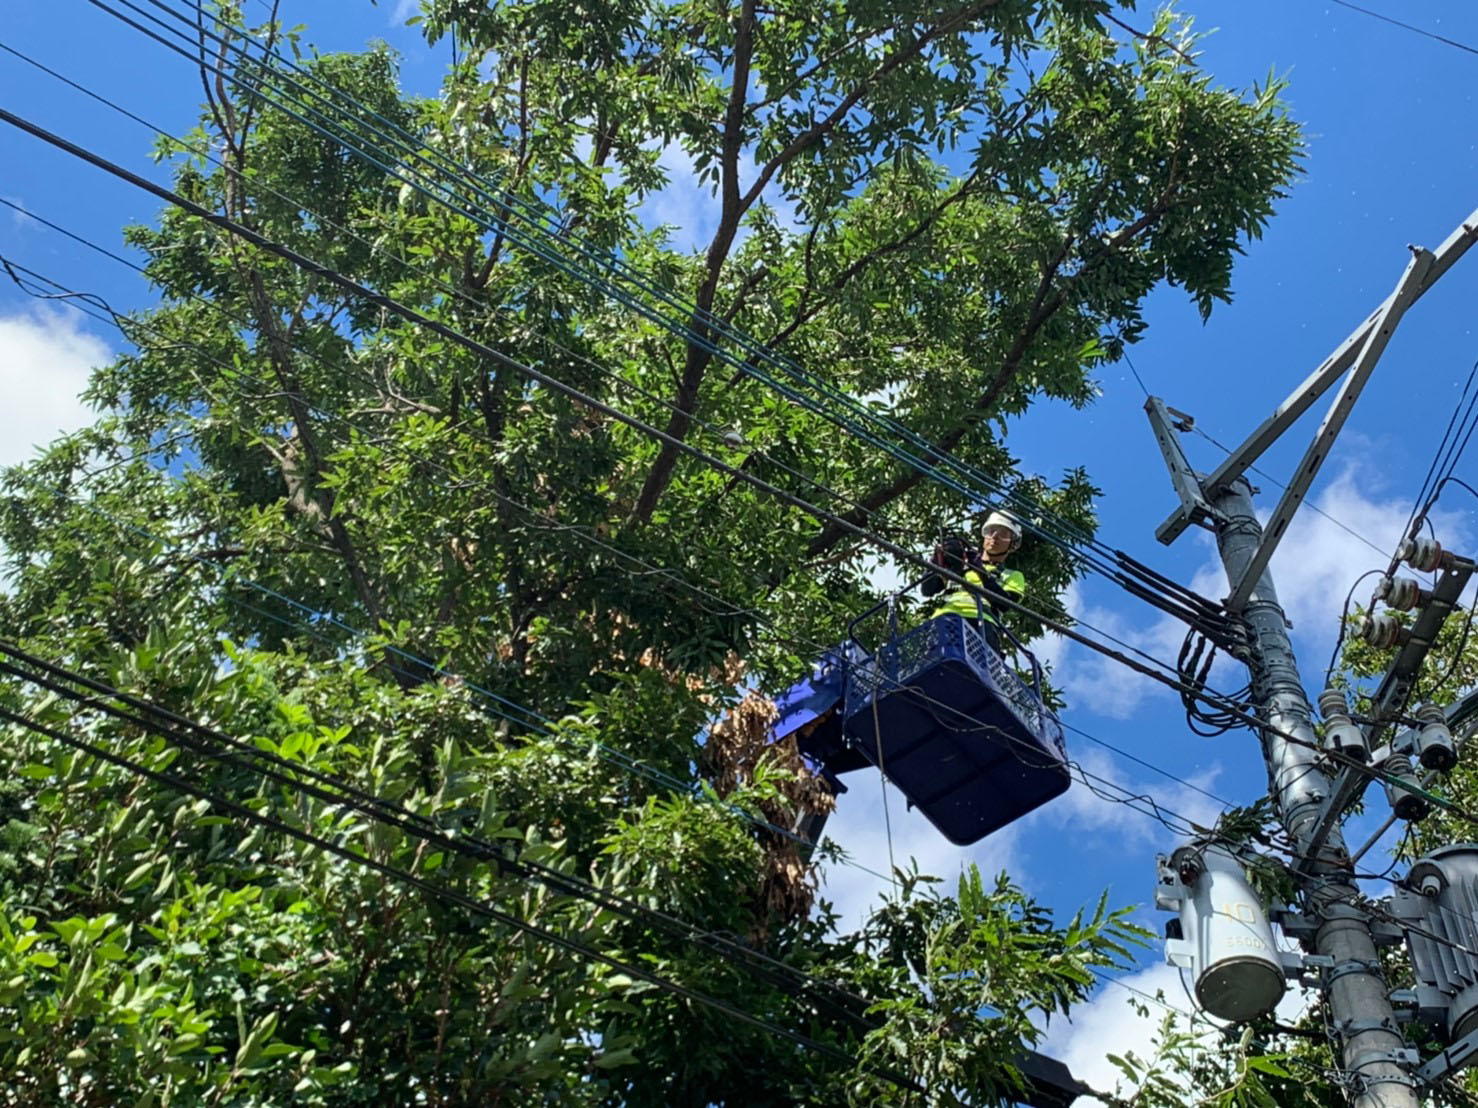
xmin=1416 ymin=1028 xmax=1478 ymax=1085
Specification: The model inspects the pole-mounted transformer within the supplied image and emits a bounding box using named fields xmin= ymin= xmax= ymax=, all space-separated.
xmin=1156 ymin=843 xmax=1294 ymax=1022
xmin=1389 ymin=847 xmax=1478 ymax=1047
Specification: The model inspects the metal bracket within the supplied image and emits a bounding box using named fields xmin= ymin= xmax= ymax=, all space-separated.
xmin=1348 ymin=1047 xmax=1421 ymax=1081
xmin=1224 ymin=247 xmax=1436 ymax=612
xmin=1417 ymin=1028 xmax=1478 ymax=1085
xmin=1328 ymin=958 xmax=1387 ymax=986
xmin=1145 ymin=396 xmax=1213 ymax=543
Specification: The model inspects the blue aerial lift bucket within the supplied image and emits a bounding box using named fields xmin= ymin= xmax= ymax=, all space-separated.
xmin=769 ymin=581 xmax=1070 ymax=847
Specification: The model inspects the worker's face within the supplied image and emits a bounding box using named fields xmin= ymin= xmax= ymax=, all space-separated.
xmin=982 ymin=526 xmax=1014 ymax=559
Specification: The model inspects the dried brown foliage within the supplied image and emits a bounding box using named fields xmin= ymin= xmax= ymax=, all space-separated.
xmin=705 ymin=690 xmax=836 ymax=936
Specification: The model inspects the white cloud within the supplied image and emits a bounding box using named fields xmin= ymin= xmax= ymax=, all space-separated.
xmin=1047 ymin=961 xmax=1316 ymax=1105
xmin=3 ymin=196 xmax=30 ymax=229
xmin=1266 ymin=460 xmax=1468 ymax=648
xmin=815 ymin=719 xmax=1226 ymax=933
xmin=390 ymin=0 xmax=420 ymax=24
xmin=0 ymin=304 xmax=107 ymax=468
xmin=1031 ymin=746 xmax=1227 ymax=850
xmin=636 ymin=142 xmax=802 ymax=254
xmin=817 ymin=775 xmax=1021 ymax=930
xmin=1046 ymin=457 xmax=1465 ymax=722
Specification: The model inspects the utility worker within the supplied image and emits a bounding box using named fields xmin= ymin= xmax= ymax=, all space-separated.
xmin=925 ymin=511 xmax=1027 ymax=654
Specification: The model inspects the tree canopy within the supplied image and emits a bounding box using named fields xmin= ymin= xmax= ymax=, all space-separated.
xmin=0 ymin=0 xmax=1303 ymax=1102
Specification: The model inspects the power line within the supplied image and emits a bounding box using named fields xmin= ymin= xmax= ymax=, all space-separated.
xmin=14 ymin=99 xmax=1478 ymax=856
xmin=0 ymin=34 xmax=1238 ymax=655
xmin=68 ymin=0 xmax=1241 ymax=637
xmin=2 ymin=249 xmax=1247 ymax=881
xmin=8 ymin=106 xmax=1462 ymax=844
xmin=1323 ymin=0 xmax=1478 ymax=58
xmin=0 ymin=687 xmax=918 ymax=1091
xmin=0 ymin=104 xmax=1235 ymax=706
xmin=0 ymin=642 xmax=890 ymax=1025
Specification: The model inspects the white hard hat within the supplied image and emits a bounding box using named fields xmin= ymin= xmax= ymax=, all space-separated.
xmin=981 ymin=510 xmax=1022 ymax=543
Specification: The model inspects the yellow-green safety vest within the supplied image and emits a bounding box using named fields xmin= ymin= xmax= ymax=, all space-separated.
xmin=934 ymin=564 xmax=1026 ymax=624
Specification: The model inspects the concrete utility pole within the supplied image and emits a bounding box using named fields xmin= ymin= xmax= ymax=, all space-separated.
xmin=1212 ymin=478 xmax=1416 ymax=1108
xmin=1147 ymin=205 xmax=1478 ymax=1107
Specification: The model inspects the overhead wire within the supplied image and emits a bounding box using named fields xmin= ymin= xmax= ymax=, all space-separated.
xmin=11 ymin=2 xmax=1478 ymax=1087
xmin=71 ymin=0 xmax=1243 ymax=644
xmin=1322 ymin=0 xmax=1478 ymax=59
xmin=0 ymin=642 xmax=895 ymax=1031
xmin=0 ymin=248 xmax=1249 ymax=883
xmin=0 ymin=73 xmax=1237 ymax=700
xmin=17 ymin=45 xmax=1478 ymax=1093
xmin=0 ymin=236 xmax=1281 ymax=852
xmin=9 ymin=640 xmax=1285 ymax=1101
xmin=0 ymin=27 xmax=1235 ymax=663
xmin=8 ymin=103 xmax=1471 ymax=841
xmin=0 ymin=40 xmax=919 ymax=552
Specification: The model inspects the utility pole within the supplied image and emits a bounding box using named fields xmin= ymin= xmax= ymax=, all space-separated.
xmin=1211 ymin=477 xmax=1416 ymax=1108
xmin=1147 ymin=205 xmax=1478 ymax=1107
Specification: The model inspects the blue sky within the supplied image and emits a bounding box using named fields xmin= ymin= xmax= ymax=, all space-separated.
xmin=4 ymin=0 xmax=1478 ymax=1097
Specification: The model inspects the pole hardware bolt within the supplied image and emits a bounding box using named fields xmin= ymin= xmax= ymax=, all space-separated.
xmin=1400 ymin=535 xmax=1449 ymax=573
xmin=1357 ymin=611 xmax=1409 ymax=649
xmin=1319 ymin=687 xmax=1371 ymax=763
xmin=1412 ymin=704 xmax=1457 ymax=772
xmin=1376 ymin=574 xmax=1430 ymax=611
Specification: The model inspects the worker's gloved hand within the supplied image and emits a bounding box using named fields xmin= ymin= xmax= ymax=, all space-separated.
xmin=922 ymin=532 xmax=970 ymax=597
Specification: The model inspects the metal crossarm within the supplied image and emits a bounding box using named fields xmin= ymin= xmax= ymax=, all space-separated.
xmin=1155 ymin=207 xmax=1478 ymax=549
xmin=1223 ymin=248 xmax=1436 ymax=611
xmin=1146 ymin=396 xmax=1212 ymax=540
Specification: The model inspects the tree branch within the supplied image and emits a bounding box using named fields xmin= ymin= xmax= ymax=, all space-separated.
xmin=243 ymin=268 xmax=391 ymax=639
xmin=626 ymin=0 xmax=757 ymax=524
xmin=740 ymin=0 xmax=1001 ymax=212
xmin=627 ymin=0 xmax=1002 ymax=525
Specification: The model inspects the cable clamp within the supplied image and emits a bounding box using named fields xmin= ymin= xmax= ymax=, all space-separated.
xmin=1336 ymin=1017 xmax=1400 ymax=1038
xmin=1345 ymin=1047 xmax=1419 ymax=1082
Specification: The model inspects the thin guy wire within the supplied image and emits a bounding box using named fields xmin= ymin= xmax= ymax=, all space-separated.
xmin=1323 ymin=0 xmax=1478 ymax=58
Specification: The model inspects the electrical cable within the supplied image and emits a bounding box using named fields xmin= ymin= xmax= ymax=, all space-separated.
xmin=0 ymin=191 xmax=1457 ymax=864
xmin=1322 ymin=0 xmax=1478 ymax=59
xmin=0 ymin=641 xmax=892 ymax=1030
xmin=1324 ymin=568 xmax=1387 ymax=687
xmin=1189 ymin=425 xmax=1391 ymax=562
xmin=0 ymin=698 xmax=919 ymax=1090
xmin=67 ymin=0 xmax=1243 ymax=640
xmin=9 ymin=107 xmax=1465 ymax=846
xmin=0 ymin=43 xmax=920 ymax=553
xmin=0 ymin=31 xmax=1236 ymax=654
xmin=1 ymin=249 xmax=1252 ymax=880
xmin=0 ymin=117 xmax=1239 ymax=719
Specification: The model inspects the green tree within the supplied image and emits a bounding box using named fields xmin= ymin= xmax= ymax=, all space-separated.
xmin=0 ymin=0 xmax=1302 ymax=1101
